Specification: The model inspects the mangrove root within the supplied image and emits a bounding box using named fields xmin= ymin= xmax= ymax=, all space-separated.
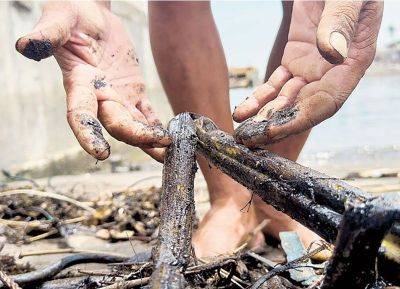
xmin=192 ymin=114 xmax=400 ymax=288
xmin=322 ymin=194 xmax=400 ymax=289
xmin=150 ymin=113 xmax=198 ymax=289
xmin=0 ymin=253 xmax=128 ymax=288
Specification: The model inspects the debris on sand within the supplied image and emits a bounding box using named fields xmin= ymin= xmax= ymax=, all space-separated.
xmin=0 ymin=255 xmax=33 ymax=275
xmin=0 ymin=185 xmax=162 ymax=244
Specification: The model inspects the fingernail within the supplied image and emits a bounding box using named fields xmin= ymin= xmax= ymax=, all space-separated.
xmin=330 ymin=32 xmax=348 ymax=59
xmin=78 ymin=32 xmax=90 ymax=41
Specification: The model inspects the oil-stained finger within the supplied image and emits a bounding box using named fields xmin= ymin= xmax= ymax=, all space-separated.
xmin=254 ymin=77 xmax=307 ymax=121
xmin=98 ymin=101 xmax=171 ymax=147
xmin=255 ymin=63 xmax=363 ymax=145
xmin=15 ymin=3 xmax=76 ymax=61
xmin=66 ymin=86 xmax=110 ymax=160
xmin=235 ymin=77 xmax=306 ymax=147
xmin=235 ymin=80 xmax=341 ymax=148
xmin=233 ymin=66 xmax=292 ymax=122
xmin=93 ymin=83 xmax=149 ymax=124
xmin=137 ymin=98 xmax=162 ymax=126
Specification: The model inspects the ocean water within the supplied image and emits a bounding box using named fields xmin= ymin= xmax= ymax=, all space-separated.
xmin=230 ymin=75 xmax=400 ymax=174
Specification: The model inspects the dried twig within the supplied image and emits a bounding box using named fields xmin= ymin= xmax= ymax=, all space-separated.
xmin=99 ymin=277 xmax=150 ymax=289
xmin=184 ymin=257 xmax=237 ymax=275
xmin=197 ymin=258 xmax=248 ymax=289
xmin=250 ymin=245 xmax=328 ymax=289
xmin=0 ymin=216 xmax=86 ymax=230
xmin=19 ymin=248 xmax=126 ymax=258
xmin=0 ymin=272 xmax=21 ymax=289
xmin=237 ymin=219 xmax=269 ymax=250
xmin=0 ymin=219 xmax=51 ymax=230
xmin=25 ymin=228 xmax=58 ymax=243
xmin=126 ymin=176 xmax=161 ymax=191
xmin=0 ymin=189 xmax=95 ymax=213
xmin=1 ymin=253 xmax=128 ymax=288
xmin=246 ymin=251 xmax=278 ymax=268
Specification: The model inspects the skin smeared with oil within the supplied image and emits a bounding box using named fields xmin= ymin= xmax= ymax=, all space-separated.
xmin=234 ymin=107 xmax=299 ymax=147
xmin=150 ymin=113 xmax=197 ymax=289
xmin=88 ymin=73 xmax=169 ymax=150
xmin=78 ymin=114 xmax=110 ymax=160
xmin=92 ymin=76 xmax=107 ymax=90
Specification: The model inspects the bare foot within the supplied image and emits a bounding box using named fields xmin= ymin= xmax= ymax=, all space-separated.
xmin=193 ymin=196 xmax=265 ymax=258
xmin=254 ymin=196 xmax=331 ymax=261
xmin=193 ymin=190 xmax=330 ymax=260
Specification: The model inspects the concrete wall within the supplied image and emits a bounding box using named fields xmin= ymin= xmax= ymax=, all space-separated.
xmin=0 ymin=1 xmax=172 ymax=170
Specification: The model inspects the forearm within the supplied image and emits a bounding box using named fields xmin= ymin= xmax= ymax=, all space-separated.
xmin=265 ymin=1 xmax=293 ymax=81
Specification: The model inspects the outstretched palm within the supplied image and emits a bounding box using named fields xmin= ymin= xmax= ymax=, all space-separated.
xmin=234 ymin=1 xmax=383 ymax=147
xmin=16 ymin=1 xmax=169 ymax=161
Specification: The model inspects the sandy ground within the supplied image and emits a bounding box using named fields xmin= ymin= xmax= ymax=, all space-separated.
xmin=2 ymin=167 xmax=400 ymax=272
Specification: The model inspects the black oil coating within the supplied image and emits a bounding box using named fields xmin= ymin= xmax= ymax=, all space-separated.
xmin=322 ymin=197 xmax=399 ymax=289
xmin=151 ymin=124 xmax=170 ymax=143
xmin=80 ymin=114 xmax=110 ymax=157
xmin=235 ymin=107 xmax=299 ymax=142
xmin=92 ymin=76 xmax=107 ymax=89
xmin=20 ymin=39 xmax=53 ymax=61
xmin=317 ymin=43 xmax=344 ymax=65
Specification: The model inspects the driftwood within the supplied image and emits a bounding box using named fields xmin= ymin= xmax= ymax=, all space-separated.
xmin=192 ymin=114 xmax=400 ymax=289
xmin=0 ymin=254 xmax=128 ymax=288
xmin=193 ymin=115 xmax=400 ymax=241
xmin=0 ymin=271 xmax=22 ymax=289
xmin=193 ymin=115 xmax=341 ymax=243
xmin=322 ymin=194 xmax=400 ymax=289
xmin=150 ymin=113 xmax=197 ymax=289
xmin=36 ymin=276 xmax=106 ymax=289
xmin=2 ymin=113 xmax=399 ymax=289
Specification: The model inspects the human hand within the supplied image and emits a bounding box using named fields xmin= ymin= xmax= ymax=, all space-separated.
xmin=16 ymin=1 xmax=170 ymax=161
xmin=233 ymin=1 xmax=383 ymax=148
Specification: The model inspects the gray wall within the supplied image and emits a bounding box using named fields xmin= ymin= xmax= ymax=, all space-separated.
xmin=0 ymin=1 xmax=171 ymax=170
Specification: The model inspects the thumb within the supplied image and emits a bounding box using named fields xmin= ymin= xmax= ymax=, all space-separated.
xmin=15 ymin=2 xmax=77 ymax=61
xmin=317 ymin=1 xmax=363 ymax=64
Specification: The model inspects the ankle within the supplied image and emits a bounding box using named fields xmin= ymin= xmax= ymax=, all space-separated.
xmin=209 ymin=190 xmax=253 ymax=209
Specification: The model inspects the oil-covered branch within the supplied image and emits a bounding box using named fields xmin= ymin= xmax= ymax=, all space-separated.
xmin=150 ymin=113 xmax=197 ymax=289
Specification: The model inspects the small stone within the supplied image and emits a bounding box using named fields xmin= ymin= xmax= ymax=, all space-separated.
xmin=96 ymin=229 xmax=111 ymax=240
xmin=133 ymin=222 xmax=146 ymax=235
xmin=109 ymin=229 xmax=134 ymax=240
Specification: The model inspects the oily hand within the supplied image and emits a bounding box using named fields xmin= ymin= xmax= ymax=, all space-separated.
xmin=16 ymin=1 xmax=170 ymax=162
xmin=233 ymin=1 xmax=383 ymax=148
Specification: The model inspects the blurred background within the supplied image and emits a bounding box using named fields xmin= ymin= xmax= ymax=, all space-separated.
xmin=1 ymin=0 xmax=400 ymax=180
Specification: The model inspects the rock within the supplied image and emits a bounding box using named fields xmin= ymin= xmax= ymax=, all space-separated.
xmin=133 ymin=222 xmax=146 ymax=235
xmin=262 ymin=276 xmax=291 ymax=289
xmin=109 ymin=229 xmax=134 ymax=240
xmin=95 ymin=229 xmax=111 ymax=240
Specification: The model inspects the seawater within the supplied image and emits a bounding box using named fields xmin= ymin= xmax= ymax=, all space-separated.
xmin=230 ymin=75 xmax=400 ymax=174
